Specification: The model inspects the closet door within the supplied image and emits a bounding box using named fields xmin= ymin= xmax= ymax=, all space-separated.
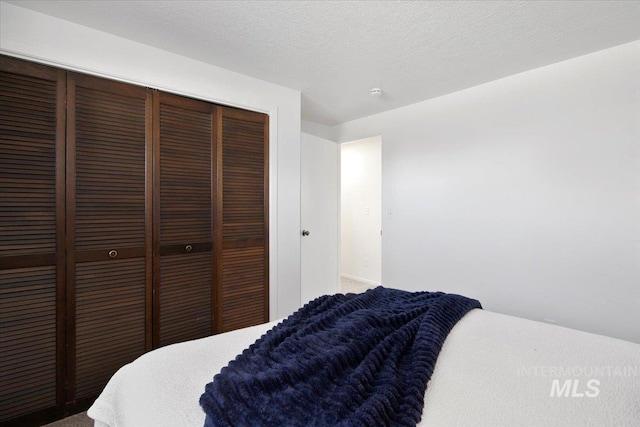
xmin=66 ymin=73 xmax=152 ymax=406
xmin=154 ymin=92 xmax=216 ymax=347
xmin=0 ymin=57 xmax=65 ymax=424
xmin=217 ymin=107 xmax=269 ymax=332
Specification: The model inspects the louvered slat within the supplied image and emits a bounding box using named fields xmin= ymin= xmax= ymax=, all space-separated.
xmin=75 ymin=259 xmax=146 ymax=398
xmin=221 ymin=115 xmax=266 ymax=241
xmin=220 ymin=247 xmax=266 ymax=332
xmin=159 ymin=253 xmax=212 ymax=346
xmin=155 ymin=94 xmax=215 ymax=347
xmin=0 ymin=57 xmax=63 ymax=424
xmin=0 ymin=267 xmax=56 ymax=422
xmin=69 ymin=74 xmax=150 ymax=405
xmin=218 ymin=108 xmax=268 ymax=331
xmin=158 ymin=103 xmax=212 ymax=244
xmin=74 ymin=86 xmax=146 ymax=251
xmin=0 ymin=69 xmax=57 ymax=257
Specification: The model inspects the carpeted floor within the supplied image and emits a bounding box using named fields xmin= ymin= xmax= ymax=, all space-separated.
xmin=42 ymin=411 xmax=92 ymax=427
xmin=340 ymin=276 xmax=375 ymax=294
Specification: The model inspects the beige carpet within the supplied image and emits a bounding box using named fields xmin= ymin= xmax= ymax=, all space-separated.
xmin=42 ymin=411 xmax=92 ymax=427
xmin=340 ymin=276 xmax=375 ymax=294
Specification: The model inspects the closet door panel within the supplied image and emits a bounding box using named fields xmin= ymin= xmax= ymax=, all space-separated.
xmin=220 ymin=246 xmax=266 ymax=332
xmin=217 ymin=107 xmax=268 ymax=333
xmin=74 ymin=258 xmax=146 ymax=398
xmin=0 ymin=267 xmax=57 ymax=422
xmin=74 ymin=84 xmax=147 ymax=251
xmin=159 ymin=253 xmax=212 ymax=345
xmin=0 ymin=56 xmax=65 ymax=423
xmin=67 ymin=73 xmax=151 ymax=403
xmin=158 ymin=103 xmax=213 ymax=244
xmin=0 ymin=62 xmax=60 ymax=258
xmin=155 ymin=93 xmax=215 ymax=347
xmin=221 ymin=116 xmax=265 ymax=241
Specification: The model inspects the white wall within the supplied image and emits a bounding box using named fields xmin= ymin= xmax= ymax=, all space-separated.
xmin=301 ymin=120 xmax=337 ymax=143
xmin=335 ymin=41 xmax=640 ymax=343
xmin=0 ymin=2 xmax=302 ymax=319
xmin=300 ymin=133 xmax=339 ymax=303
xmin=341 ymin=137 xmax=382 ymax=285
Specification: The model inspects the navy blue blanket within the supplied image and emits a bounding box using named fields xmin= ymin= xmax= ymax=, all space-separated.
xmin=200 ymin=287 xmax=481 ymax=427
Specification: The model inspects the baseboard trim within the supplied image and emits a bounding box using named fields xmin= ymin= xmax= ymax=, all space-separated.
xmin=340 ymin=274 xmax=381 ymax=287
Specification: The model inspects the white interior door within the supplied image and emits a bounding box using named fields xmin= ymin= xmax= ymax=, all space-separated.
xmin=300 ymin=133 xmax=339 ymax=304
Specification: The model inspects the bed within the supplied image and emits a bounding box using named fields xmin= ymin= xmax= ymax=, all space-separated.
xmin=88 ymin=291 xmax=640 ymax=427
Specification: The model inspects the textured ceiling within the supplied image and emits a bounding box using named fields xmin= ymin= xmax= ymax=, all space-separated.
xmin=7 ymin=1 xmax=640 ymax=125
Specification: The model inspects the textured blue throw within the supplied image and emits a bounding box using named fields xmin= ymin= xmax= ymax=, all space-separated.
xmin=200 ymin=287 xmax=481 ymax=427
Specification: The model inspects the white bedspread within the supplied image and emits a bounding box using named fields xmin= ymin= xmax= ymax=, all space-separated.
xmin=88 ymin=310 xmax=640 ymax=427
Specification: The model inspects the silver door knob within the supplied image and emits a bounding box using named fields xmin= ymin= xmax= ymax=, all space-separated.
xmin=302 ymin=230 xmax=310 ymax=236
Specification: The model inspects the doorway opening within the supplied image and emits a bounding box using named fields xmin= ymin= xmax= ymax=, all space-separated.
xmin=340 ymin=136 xmax=382 ymax=294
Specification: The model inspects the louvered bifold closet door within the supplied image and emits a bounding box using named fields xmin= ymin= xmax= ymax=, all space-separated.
xmin=66 ymin=74 xmax=152 ymax=406
xmin=0 ymin=57 xmax=65 ymax=424
xmin=154 ymin=92 xmax=216 ymax=347
xmin=216 ymin=107 xmax=269 ymax=333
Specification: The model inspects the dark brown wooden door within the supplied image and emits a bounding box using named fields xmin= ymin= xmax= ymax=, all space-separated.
xmin=216 ymin=107 xmax=269 ymax=332
xmin=1 ymin=55 xmax=270 ymax=425
xmin=65 ymin=73 xmax=152 ymax=406
xmin=153 ymin=91 xmax=216 ymax=347
xmin=0 ymin=57 xmax=66 ymax=424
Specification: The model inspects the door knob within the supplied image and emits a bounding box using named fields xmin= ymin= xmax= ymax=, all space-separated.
xmin=301 ymin=230 xmax=310 ymax=236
